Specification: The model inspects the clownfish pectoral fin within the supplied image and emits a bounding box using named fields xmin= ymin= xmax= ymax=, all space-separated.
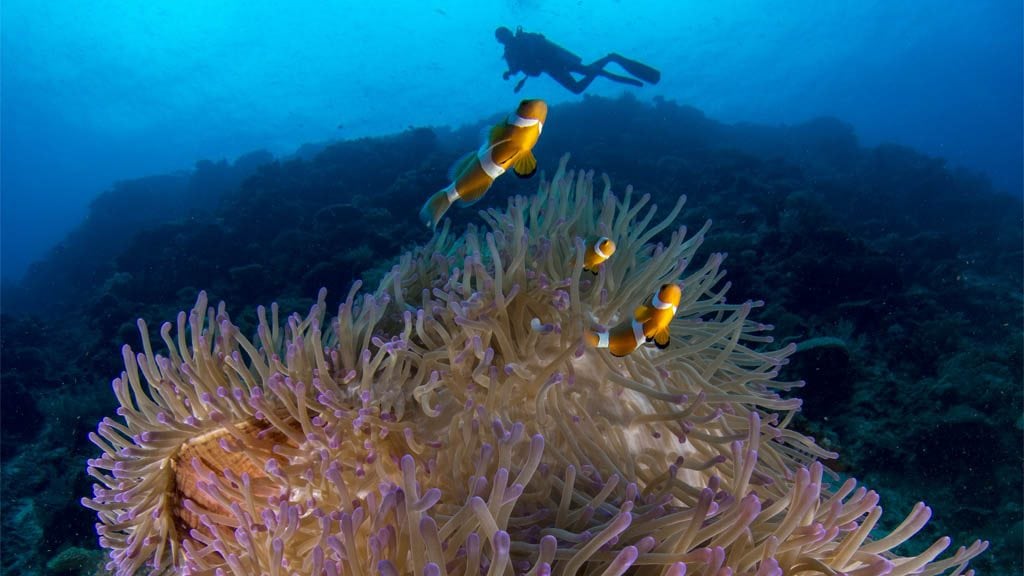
xmin=419 ymin=187 xmax=454 ymax=229
xmin=488 ymin=141 xmax=518 ymax=165
xmin=512 ymin=151 xmax=538 ymax=179
xmin=447 ymin=151 xmax=477 ymax=181
xmin=653 ymin=328 xmax=671 ymax=349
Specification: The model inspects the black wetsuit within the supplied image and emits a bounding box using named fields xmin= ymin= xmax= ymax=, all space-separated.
xmin=499 ymin=28 xmax=659 ymax=94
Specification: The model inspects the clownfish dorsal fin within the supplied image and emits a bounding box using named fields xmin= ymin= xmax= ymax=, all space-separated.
xmin=488 ymin=122 xmax=507 ymax=145
xmin=447 ymin=151 xmax=477 ymax=181
xmin=653 ymin=328 xmax=671 ymax=349
xmin=512 ymin=151 xmax=538 ymax=179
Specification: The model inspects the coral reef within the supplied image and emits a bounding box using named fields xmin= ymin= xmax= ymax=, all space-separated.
xmin=83 ymin=158 xmax=985 ymax=575
xmin=3 ymin=95 xmax=1018 ymax=574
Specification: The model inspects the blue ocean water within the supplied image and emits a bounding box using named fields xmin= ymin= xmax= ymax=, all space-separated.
xmin=1 ymin=2 xmax=1021 ymax=575
xmin=2 ymin=1 xmax=1020 ymax=281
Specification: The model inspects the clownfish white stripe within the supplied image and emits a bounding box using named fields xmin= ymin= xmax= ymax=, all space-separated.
xmin=631 ymin=318 xmax=646 ymax=346
xmin=479 ymin=150 xmax=506 ymax=179
xmin=445 ymin=185 xmax=460 ymax=204
xmin=509 ymin=114 xmax=540 ymax=127
xmin=594 ymin=237 xmax=612 ymax=258
xmin=652 ymin=293 xmax=674 ymax=310
xmin=596 ymin=330 xmax=609 ymax=348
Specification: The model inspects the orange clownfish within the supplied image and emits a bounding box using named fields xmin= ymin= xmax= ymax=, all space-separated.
xmin=419 ymin=99 xmax=547 ymax=229
xmin=585 ymin=283 xmax=681 ymax=357
xmin=582 ymin=236 xmax=616 ymax=273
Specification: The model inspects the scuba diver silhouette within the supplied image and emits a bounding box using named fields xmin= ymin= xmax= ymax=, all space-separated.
xmin=496 ymin=26 xmax=661 ymax=94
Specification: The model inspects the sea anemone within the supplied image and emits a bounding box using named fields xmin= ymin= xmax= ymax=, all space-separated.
xmin=83 ymin=156 xmax=987 ymax=575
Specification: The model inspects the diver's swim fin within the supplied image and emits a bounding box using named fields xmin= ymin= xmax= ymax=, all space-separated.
xmin=612 ymin=54 xmax=661 ymax=84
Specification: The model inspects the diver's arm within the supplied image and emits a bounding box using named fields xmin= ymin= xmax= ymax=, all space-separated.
xmin=502 ymin=49 xmax=524 ymax=79
xmin=503 ymin=63 xmax=527 ymax=82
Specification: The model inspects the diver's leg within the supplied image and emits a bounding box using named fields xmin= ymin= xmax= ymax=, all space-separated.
xmin=599 ymin=69 xmax=644 ymax=87
xmin=574 ymin=60 xmax=644 ymax=87
xmin=585 ymin=55 xmax=616 ymax=69
xmin=547 ymin=68 xmax=595 ymax=94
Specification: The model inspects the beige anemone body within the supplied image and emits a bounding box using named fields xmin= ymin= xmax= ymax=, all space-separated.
xmin=83 ymin=156 xmax=986 ymax=576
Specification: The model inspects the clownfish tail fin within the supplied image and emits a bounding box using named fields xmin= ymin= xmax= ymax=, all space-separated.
xmin=419 ymin=187 xmax=454 ymax=230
